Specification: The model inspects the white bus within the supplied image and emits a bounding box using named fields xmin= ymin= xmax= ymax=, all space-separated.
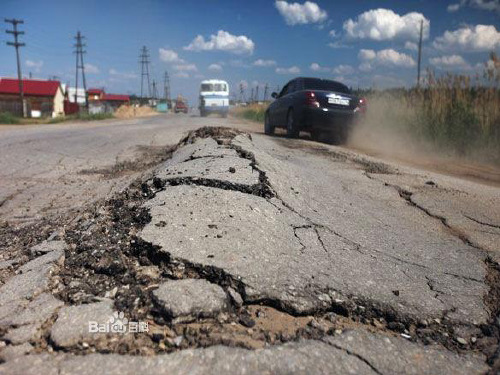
xmin=199 ymin=79 xmax=229 ymax=117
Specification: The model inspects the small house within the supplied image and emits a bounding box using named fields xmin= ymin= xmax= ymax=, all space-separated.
xmin=0 ymin=78 xmax=65 ymax=118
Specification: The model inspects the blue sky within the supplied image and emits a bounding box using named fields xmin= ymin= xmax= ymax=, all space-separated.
xmin=1 ymin=0 xmax=499 ymax=103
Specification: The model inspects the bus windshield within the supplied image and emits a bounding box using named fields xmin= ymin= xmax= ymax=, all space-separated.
xmin=201 ymin=83 xmax=227 ymax=92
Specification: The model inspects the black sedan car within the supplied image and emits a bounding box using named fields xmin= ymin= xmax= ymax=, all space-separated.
xmin=265 ymin=77 xmax=366 ymax=144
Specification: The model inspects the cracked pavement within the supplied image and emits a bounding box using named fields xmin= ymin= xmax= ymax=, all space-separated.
xmin=0 ymin=117 xmax=499 ymax=374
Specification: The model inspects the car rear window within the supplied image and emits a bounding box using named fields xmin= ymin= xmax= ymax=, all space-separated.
xmin=303 ymin=79 xmax=350 ymax=94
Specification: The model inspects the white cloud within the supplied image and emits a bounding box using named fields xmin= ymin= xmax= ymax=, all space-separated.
xmin=327 ymin=41 xmax=352 ymax=49
xmin=343 ymin=8 xmax=430 ymax=42
xmin=208 ymin=63 xmax=222 ymax=71
xmin=253 ymin=59 xmax=277 ymax=67
xmin=276 ymin=66 xmax=301 ymax=74
xmin=173 ymin=63 xmax=198 ymax=72
xmin=433 ymin=25 xmax=500 ymax=52
xmin=358 ymin=48 xmax=416 ymax=68
xmin=159 ymin=48 xmax=183 ymax=63
xmin=358 ymin=49 xmax=376 ymax=60
xmin=333 ymin=64 xmax=355 ymax=75
xmin=358 ymin=62 xmax=373 ymax=72
xmin=329 ymin=30 xmax=338 ymax=38
xmin=275 ymin=1 xmax=327 ymax=25
xmin=310 ymin=62 xmax=329 ymax=72
xmin=109 ymin=69 xmax=137 ymax=79
xmin=84 ymin=63 xmax=99 ymax=74
xmin=25 ymin=60 xmax=43 ymax=72
xmin=184 ymin=30 xmax=255 ymax=55
xmin=174 ymin=72 xmax=189 ymax=78
xmin=447 ymin=0 xmax=500 ymax=13
xmin=404 ymin=41 xmax=418 ymax=51
xmin=429 ymin=55 xmax=469 ymax=68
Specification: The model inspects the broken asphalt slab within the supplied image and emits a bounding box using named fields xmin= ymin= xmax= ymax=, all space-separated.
xmin=140 ymin=133 xmax=490 ymax=326
xmin=152 ymin=279 xmax=229 ymax=323
xmin=0 ymin=330 xmax=488 ymax=375
xmin=1 ymin=127 xmax=498 ymax=373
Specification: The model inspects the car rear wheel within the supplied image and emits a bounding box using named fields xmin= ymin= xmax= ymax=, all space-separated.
xmin=286 ymin=109 xmax=299 ymax=138
xmin=327 ymin=127 xmax=349 ymax=145
xmin=264 ymin=112 xmax=275 ymax=135
xmin=310 ymin=129 xmax=321 ymax=142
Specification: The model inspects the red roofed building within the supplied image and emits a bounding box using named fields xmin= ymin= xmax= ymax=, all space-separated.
xmin=87 ymin=88 xmax=104 ymax=101
xmin=0 ymin=78 xmax=65 ymax=117
xmin=102 ymin=93 xmax=130 ymax=105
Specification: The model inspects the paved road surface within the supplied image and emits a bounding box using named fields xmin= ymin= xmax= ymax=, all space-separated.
xmin=0 ymin=113 xmax=257 ymax=222
xmin=0 ymin=114 xmax=499 ymax=374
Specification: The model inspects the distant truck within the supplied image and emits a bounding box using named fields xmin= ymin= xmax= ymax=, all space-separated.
xmin=199 ymin=79 xmax=229 ymax=117
xmin=174 ymin=100 xmax=188 ymax=114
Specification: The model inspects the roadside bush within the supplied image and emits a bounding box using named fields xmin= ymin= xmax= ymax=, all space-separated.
xmin=0 ymin=112 xmax=20 ymax=124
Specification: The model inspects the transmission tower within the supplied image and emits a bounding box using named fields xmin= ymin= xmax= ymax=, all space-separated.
xmin=139 ymin=46 xmax=151 ymax=99
xmin=73 ymin=31 xmax=88 ymax=107
xmin=5 ymin=18 xmax=26 ymax=117
xmin=263 ymin=83 xmax=269 ymax=102
xmin=239 ymin=82 xmax=245 ymax=103
xmin=152 ymin=79 xmax=158 ymax=100
xmin=163 ymin=71 xmax=170 ymax=102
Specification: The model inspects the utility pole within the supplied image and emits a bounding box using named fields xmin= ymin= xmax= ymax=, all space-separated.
xmin=250 ymin=88 xmax=254 ymax=103
xmin=417 ymin=19 xmax=424 ymax=88
xmin=5 ymin=18 xmax=26 ymax=117
xmin=139 ymin=46 xmax=151 ymax=100
xmin=263 ymin=83 xmax=269 ymax=102
xmin=255 ymin=85 xmax=259 ymax=102
xmin=73 ymin=31 xmax=88 ymax=108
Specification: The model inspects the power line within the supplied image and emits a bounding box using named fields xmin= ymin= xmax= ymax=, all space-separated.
xmin=5 ymin=18 xmax=27 ymax=117
xmin=139 ymin=46 xmax=151 ymax=99
xmin=73 ymin=31 xmax=88 ymax=107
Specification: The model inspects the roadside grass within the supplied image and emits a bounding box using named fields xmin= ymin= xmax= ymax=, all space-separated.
xmin=231 ymin=103 xmax=268 ymax=123
xmin=48 ymin=112 xmax=114 ymax=124
xmin=0 ymin=112 xmax=114 ymax=125
xmin=355 ymin=54 xmax=500 ymax=166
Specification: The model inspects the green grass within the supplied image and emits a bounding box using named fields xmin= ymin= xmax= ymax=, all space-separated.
xmin=231 ymin=104 xmax=267 ymax=123
xmin=77 ymin=112 xmax=114 ymax=121
xmin=0 ymin=112 xmax=20 ymax=124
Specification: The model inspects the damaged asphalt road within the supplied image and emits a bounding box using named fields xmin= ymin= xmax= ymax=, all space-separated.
xmin=0 ymin=124 xmax=499 ymax=374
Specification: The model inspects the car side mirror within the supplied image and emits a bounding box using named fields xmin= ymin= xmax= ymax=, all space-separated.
xmin=271 ymin=92 xmax=278 ymax=99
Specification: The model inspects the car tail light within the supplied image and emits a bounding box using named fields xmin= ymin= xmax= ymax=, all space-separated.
xmin=305 ymin=91 xmax=320 ymax=108
xmin=357 ymin=97 xmax=367 ymax=114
